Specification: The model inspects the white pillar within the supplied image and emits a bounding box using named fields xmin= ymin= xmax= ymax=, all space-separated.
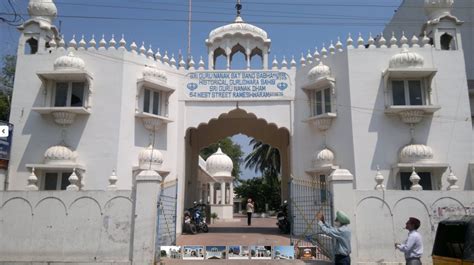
xmin=203 ymin=183 xmax=209 ymax=204
xmin=229 ymin=181 xmax=234 ymax=205
xmin=246 ymin=51 xmax=251 ymax=70
xmin=132 ymin=170 xmax=162 ymax=265
xmin=220 ymin=182 xmax=226 ymax=205
xmin=209 ymin=182 xmax=215 ymax=204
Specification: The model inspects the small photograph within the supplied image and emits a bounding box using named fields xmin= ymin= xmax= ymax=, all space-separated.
xmin=296 ymin=246 xmax=317 ymax=260
xmin=228 ymin=246 xmax=250 ymax=260
xmin=159 ymin=246 xmax=182 ymax=260
xmin=182 ymin=246 xmax=205 ymax=260
xmin=274 ymin=246 xmax=295 ymax=260
xmin=205 ymin=246 xmax=226 ymax=260
xmin=250 ymin=246 xmax=272 ymax=259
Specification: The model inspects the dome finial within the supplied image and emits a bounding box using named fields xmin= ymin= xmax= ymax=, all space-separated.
xmin=236 ymin=0 xmax=242 ymax=17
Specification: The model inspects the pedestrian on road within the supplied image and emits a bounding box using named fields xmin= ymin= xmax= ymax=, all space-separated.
xmin=246 ymin=198 xmax=254 ymax=226
xmin=395 ymin=217 xmax=423 ymax=265
xmin=316 ymin=210 xmax=351 ymax=265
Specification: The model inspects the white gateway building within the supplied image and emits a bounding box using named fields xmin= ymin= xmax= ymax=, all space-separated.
xmin=0 ymin=0 xmax=473 ymax=264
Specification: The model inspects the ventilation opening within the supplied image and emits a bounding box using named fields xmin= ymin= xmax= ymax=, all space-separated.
xmin=250 ymin=47 xmax=263 ymax=69
xmin=25 ymin=38 xmax=39 ymax=54
xmin=213 ymin=47 xmax=227 ymax=70
xmin=441 ymin=33 xmax=456 ymax=50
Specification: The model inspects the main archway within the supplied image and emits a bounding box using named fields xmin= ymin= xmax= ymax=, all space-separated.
xmin=183 ymin=108 xmax=291 ymax=210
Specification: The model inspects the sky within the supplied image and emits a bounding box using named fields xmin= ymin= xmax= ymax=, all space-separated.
xmin=0 ymin=0 xmax=405 ymax=179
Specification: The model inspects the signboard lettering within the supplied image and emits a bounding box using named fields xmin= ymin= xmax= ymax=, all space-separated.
xmin=185 ymin=71 xmax=292 ymax=101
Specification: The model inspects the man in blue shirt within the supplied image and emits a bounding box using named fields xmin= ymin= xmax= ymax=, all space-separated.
xmin=316 ymin=210 xmax=351 ymax=265
xmin=395 ymin=217 xmax=423 ymax=265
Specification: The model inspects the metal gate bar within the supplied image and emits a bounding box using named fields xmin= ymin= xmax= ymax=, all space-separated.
xmin=289 ymin=177 xmax=334 ymax=261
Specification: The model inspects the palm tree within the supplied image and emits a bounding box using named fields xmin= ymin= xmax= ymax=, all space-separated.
xmin=244 ymin=139 xmax=281 ymax=183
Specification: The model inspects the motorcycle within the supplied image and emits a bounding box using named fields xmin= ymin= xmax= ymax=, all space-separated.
xmin=183 ymin=201 xmax=209 ymax=234
xmin=276 ymin=200 xmax=290 ymax=234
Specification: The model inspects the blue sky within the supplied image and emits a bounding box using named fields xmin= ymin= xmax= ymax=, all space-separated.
xmin=1 ymin=0 xmax=405 ymax=179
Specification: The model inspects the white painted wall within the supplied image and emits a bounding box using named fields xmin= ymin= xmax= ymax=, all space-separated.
xmin=0 ymin=191 xmax=133 ymax=262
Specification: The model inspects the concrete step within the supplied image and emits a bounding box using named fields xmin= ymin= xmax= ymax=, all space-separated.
xmin=159 ymin=260 xmax=332 ymax=265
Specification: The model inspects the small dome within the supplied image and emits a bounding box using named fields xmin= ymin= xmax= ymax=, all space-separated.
xmin=28 ymin=0 xmax=57 ymax=24
xmin=44 ymin=145 xmax=76 ymax=165
xmin=206 ymin=148 xmax=233 ymax=177
xmin=424 ymin=0 xmax=454 ymax=20
xmin=143 ymin=65 xmax=167 ymax=83
xmin=138 ymin=145 xmax=164 ymax=170
xmin=399 ymin=144 xmax=434 ymax=163
xmin=389 ymin=49 xmax=424 ymax=69
xmin=208 ymin=16 xmax=269 ymax=44
xmin=313 ymin=148 xmax=335 ymax=168
xmin=308 ymin=62 xmax=331 ymax=81
xmin=54 ymin=52 xmax=86 ymax=71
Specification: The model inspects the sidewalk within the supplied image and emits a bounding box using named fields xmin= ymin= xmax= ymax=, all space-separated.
xmin=176 ymin=214 xmax=290 ymax=246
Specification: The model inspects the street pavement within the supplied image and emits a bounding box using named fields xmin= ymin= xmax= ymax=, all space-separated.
xmin=176 ymin=214 xmax=290 ymax=246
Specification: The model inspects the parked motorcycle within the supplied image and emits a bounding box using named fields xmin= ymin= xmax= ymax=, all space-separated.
xmin=276 ymin=200 xmax=290 ymax=234
xmin=183 ymin=201 xmax=209 ymax=234
xmin=191 ymin=201 xmax=209 ymax=233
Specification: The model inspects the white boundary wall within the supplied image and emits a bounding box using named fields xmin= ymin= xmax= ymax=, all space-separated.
xmin=0 ymin=191 xmax=133 ymax=263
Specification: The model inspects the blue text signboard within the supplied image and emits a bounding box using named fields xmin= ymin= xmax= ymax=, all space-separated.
xmin=185 ymin=71 xmax=292 ymax=101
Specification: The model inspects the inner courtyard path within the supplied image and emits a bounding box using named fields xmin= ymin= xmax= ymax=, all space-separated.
xmin=176 ymin=214 xmax=291 ymax=246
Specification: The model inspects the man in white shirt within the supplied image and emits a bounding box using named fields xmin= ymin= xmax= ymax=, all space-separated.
xmin=395 ymin=217 xmax=423 ymax=265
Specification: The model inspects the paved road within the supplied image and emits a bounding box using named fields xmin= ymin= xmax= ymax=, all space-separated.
xmin=176 ymin=214 xmax=290 ymax=246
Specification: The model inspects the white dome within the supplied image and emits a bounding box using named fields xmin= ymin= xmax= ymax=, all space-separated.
xmin=389 ymin=49 xmax=424 ymax=69
xmin=54 ymin=52 xmax=86 ymax=71
xmin=208 ymin=16 xmax=269 ymax=44
xmin=143 ymin=65 xmax=167 ymax=83
xmin=138 ymin=145 xmax=164 ymax=170
xmin=28 ymin=0 xmax=57 ymax=24
xmin=312 ymin=148 xmax=335 ymax=168
xmin=308 ymin=62 xmax=331 ymax=81
xmin=44 ymin=145 xmax=76 ymax=165
xmin=399 ymin=144 xmax=434 ymax=163
xmin=424 ymin=0 xmax=454 ymax=20
xmin=205 ymin=148 xmax=233 ymax=177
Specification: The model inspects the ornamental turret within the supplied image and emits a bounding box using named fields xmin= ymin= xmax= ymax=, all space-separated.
xmin=423 ymin=0 xmax=463 ymax=50
xmin=205 ymin=1 xmax=271 ymax=70
xmin=18 ymin=0 xmax=59 ymax=55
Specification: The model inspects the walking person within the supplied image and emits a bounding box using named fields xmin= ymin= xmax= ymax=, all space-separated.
xmin=316 ymin=211 xmax=351 ymax=265
xmin=246 ymin=198 xmax=254 ymax=226
xmin=395 ymin=217 xmax=423 ymax=265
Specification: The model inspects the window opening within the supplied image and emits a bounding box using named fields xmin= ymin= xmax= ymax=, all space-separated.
xmin=26 ymin=38 xmax=38 ymax=54
xmin=391 ymin=80 xmax=424 ymax=106
xmin=441 ymin=33 xmax=455 ymax=50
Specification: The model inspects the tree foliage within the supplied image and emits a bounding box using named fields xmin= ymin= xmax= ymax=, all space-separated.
xmin=234 ymin=175 xmax=281 ymax=212
xmin=200 ymin=137 xmax=244 ymax=180
xmin=244 ymin=139 xmax=281 ymax=182
xmin=0 ymin=55 xmax=15 ymax=122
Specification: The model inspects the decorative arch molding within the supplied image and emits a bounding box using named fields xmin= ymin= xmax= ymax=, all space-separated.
xmin=187 ymin=108 xmax=290 ymax=150
xmin=103 ymin=196 xmax=133 ymax=210
xmin=392 ymin=196 xmax=432 ymax=217
xmin=1 ymin=197 xmax=34 ymax=215
xmin=68 ymin=196 xmax=103 ymax=215
xmin=431 ymin=196 xmax=467 ymax=210
xmin=34 ymin=196 xmax=68 ymax=216
xmin=356 ymin=196 xmax=394 ymax=216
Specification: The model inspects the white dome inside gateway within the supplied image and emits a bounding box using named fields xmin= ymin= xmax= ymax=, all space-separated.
xmin=206 ymin=148 xmax=233 ymax=177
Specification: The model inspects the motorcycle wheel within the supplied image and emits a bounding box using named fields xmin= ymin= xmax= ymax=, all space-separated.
xmin=189 ymin=224 xmax=197 ymax=234
xmin=202 ymin=223 xmax=209 ymax=233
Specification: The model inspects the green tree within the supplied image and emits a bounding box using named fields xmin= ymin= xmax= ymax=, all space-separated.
xmin=234 ymin=176 xmax=281 ymax=212
xmin=200 ymin=137 xmax=244 ymax=180
xmin=0 ymin=55 xmax=16 ymax=121
xmin=244 ymin=139 xmax=281 ymax=182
